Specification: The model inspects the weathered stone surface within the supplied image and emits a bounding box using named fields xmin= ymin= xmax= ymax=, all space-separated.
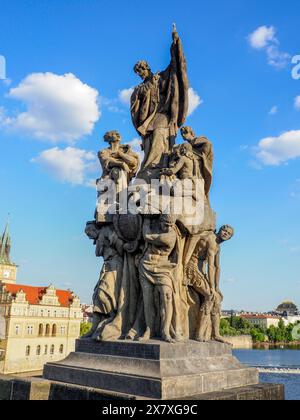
xmin=188 ymin=383 xmax=285 ymax=401
xmin=0 ymin=376 xmax=284 ymax=400
xmin=0 ymin=375 xmax=13 ymax=400
xmin=44 ymin=339 xmax=259 ymax=400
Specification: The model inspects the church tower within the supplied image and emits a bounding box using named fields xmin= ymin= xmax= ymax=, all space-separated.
xmin=0 ymin=221 xmax=18 ymax=284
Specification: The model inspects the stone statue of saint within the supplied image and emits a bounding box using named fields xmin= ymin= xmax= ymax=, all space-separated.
xmin=162 ymin=143 xmax=195 ymax=180
xmin=84 ymin=28 xmax=235 ymax=349
xmin=97 ymin=131 xmax=140 ymax=221
xmin=178 ymin=126 xmax=216 ymax=262
xmin=84 ymin=221 xmax=125 ymax=340
xmin=186 ymin=225 xmax=234 ymax=342
xmin=98 ymin=130 xmax=140 ymax=183
xmin=131 ymin=25 xmax=189 ymax=181
xmin=138 ymin=214 xmax=182 ymax=343
xmin=180 ymin=126 xmax=214 ymax=197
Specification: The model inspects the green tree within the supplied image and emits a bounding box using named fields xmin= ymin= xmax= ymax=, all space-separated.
xmin=220 ymin=318 xmax=239 ymax=337
xmin=267 ymin=325 xmax=278 ymax=342
xmin=250 ymin=329 xmax=265 ymax=343
xmin=80 ymin=322 xmax=92 ymax=337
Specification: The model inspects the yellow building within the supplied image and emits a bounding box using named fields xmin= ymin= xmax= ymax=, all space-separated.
xmin=0 ymin=222 xmax=82 ymax=374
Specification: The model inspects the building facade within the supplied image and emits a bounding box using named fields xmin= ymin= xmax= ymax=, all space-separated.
xmin=82 ymin=304 xmax=93 ymax=324
xmin=0 ymin=222 xmax=82 ymax=374
xmin=240 ymin=314 xmax=280 ymax=329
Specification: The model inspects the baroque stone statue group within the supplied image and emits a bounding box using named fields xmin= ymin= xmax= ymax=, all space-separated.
xmin=85 ymin=26 xmax=234 ymax=344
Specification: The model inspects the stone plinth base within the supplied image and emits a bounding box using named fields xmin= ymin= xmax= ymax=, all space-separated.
xmin=43 ymin=339 xmax=259 ymax=400
xmin=0 ymin=376 xmax=284 ymax=401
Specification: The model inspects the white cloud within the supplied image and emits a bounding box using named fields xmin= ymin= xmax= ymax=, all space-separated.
xmin=101 ymin=96 xmax=125 ymax=114
xmin=0 ymin=106 xmax=12 ymax=126
xmin=256 ymin=130 xmax=300 ymax=165
xmin=240 ymin=145 xmax=249 ymax=151
xmin=269 ymin=106 xmax=278 ymax=115
xmin=295 ymin=96 xmax=300 ymax=110
xmin=31 ymin=147 xmax=97 ymax=186
xmin=266 ymin=45 xmax=290 ymax=69
xmin=248 ymin=26 xmax=290 ymax=68
xmin=188 ymin=87 xmax=203 ymax=116
xmin=224 ymin=277 xmax=237 ymax=284
xmin=127 ymin=137 xmax=142 ymax=151
xmin=6 ymin=73 xmax=100 ymax=142
xmin=118 ymin=87 xmax=134 ymax=106
xmin=248 ymin=26 xmax=277 ymax=50
xmin=126 ymin=137 xmax=144 ymax=163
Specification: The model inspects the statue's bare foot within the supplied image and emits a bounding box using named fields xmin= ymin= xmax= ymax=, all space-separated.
xmin=137 ymin=328 xmax=151 ymax=342
xmin=162 ymin=334 xmax=176 ymax=344
xmin=195 ymin=337 xmax=207 ymax=343
xmin=213 ymin=335 xmax=231 ymax=345
xmin=174 ymin=334 xmax=187 ymax=343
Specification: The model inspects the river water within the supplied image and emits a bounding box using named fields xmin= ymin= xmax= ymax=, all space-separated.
xmin=233 ymin=350 xmax=300 ymax=400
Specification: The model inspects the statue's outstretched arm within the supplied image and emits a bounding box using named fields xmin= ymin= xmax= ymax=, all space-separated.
xmin=160 ymin=25 xmax=181 ymax=78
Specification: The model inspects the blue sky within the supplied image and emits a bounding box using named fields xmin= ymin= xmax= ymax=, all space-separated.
xmin=0 ymin=0 xmax=300 ymax=311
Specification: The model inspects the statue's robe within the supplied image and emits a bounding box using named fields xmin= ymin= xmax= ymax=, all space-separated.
xmin=131 ymin=37 xmax=189 ymax=177
xmin=190 ymin=137 xmax=214 ymax=197
xmin=92 ymin=228 xmax=124 ymax=317
xmin=100 ymin=252 xmax=141 ymax=341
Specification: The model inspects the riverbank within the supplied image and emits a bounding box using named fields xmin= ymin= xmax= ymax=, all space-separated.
xmin=253 ymin=342 xmax=300 ymax=350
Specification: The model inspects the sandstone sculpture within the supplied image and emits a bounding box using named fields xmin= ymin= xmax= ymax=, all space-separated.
xmin=131 ymin=24 xmax=189 ymax=182
xmin=43 ymin=25 xmax=276 ymax=401
xmin=85 ymin=26 xmax=234 ymax=344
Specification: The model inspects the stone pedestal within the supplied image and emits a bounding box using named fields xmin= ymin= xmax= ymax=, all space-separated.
xmin=43 ymin=339 xmax=259 ymax=400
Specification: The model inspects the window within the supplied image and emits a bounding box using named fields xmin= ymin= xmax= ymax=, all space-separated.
xmin=15 ymin=325 xmax=20 ymax=336
xmin=27 ymin=326 xmax=33 ymax=335
xmin=45 ymin=324 xmax=50 ymax=336
xmin=38 ymin=324 xmax=43 ymax=336
xmin=25 ymin=346 xmax=30 ymax=357
xmin=36 ymin=345 xmax=41 ymax=356
xmin=41 ymin=310 xmax=44 ymax=317
xmin=61 ymin=326 xmax=66 ymax=335
xmin=52 ymin=324 xmax=57 ymax=337
xmin=44 ymin=345 xmax=48 ymax=355
xmin=59 ymin=345 xmax=64 ymax=354
xmin=50 ymin=345 xmax=55 ymax=355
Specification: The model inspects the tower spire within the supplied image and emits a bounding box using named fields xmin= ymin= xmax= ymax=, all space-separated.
xmin=0 ymin=216 xmax=11 ymax=264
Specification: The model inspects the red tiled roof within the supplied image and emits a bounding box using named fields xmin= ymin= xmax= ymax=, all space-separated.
xmin=4 ymin=284 xmax=73 ymax=307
